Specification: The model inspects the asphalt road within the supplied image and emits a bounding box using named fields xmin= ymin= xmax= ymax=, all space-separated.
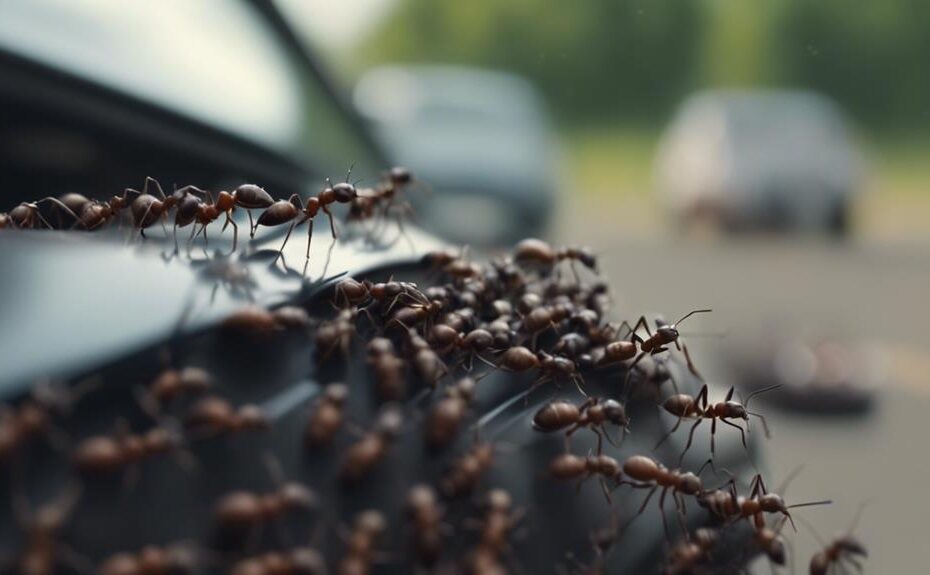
xmin=554 ymin=199 xmax=930 ymax=573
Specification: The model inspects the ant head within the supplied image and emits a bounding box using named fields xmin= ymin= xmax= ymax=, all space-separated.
xmin=656 ymin=325 xmax=679 ymax=342
xmin=375 ymin=407 xmax=403 ymax=438
xmin=602 ymin=399 xmax=628 ymax=426
xmin=725 ymin=401 xmax=748 ymax=419
xmin=331 ymin=182 xmax=357 ymax=203
xmin=324 ymin=383 xmax=349 ymax=405
xmin=677 ymin=472 xmax=702 ymax=495
xmin=837 ymin=536 xmax=868 ymax=557
xmin=577 ymin=248 xmax=597 ymax=270
xmin=759 ymin=493 xmax=787 ymax=513
xmin=485 ymin=488 xmax=512 ymax=513
xmin=389 ymin=166 xmax=412 ymax=185
xmin=356 ymin=510 xmax=387 ymax=535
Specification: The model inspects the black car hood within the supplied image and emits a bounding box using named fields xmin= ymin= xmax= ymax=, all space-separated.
xmin=0 ymin=224 xmax=445 ymax=392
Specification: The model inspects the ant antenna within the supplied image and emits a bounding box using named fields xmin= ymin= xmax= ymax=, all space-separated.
xmin=744 ymin=384 xmax=783 ymax=408
xmin=672 ymin=309 xmax=712 ymax=327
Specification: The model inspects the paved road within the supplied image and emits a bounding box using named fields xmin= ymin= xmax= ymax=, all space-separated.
xmin=554 ymin=200 xmax=930 ymax=572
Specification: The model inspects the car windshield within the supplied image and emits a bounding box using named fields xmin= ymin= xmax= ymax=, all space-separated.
xmin=0 ymin=0 xmax=380 ymax=175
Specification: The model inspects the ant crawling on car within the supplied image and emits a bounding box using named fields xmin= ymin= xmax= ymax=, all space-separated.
xmin=656 ymin=383 xmax=780 ymax=465
xmin=621 ymin=309 xmax=712 ymax=390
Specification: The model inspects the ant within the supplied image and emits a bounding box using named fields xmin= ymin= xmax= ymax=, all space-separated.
xmin=189 ymin=183 xmax=275 ymax=249
xmin=366 ymin=338 xmax=407 ymax=400
xmin=593 ymin=340 xmax=637 ymax=368
xmin=698 ymin=473 xmax=831 ymax=532
xmin=512 ymin=238 xmax=598 ymax=279
xmin=128 ymin=177 xmax=182 ymax=237
xmin=807 ymin=505 xmax=869 ymax=575
xmin=71 ymin=420 xmax=195 ymax=480
xmin=428 ymin=325 xmax=495 ymax=370
xmin=316 ymin=308 xmax=360 ymax=364
xmin=622 ymin=309 xmax=712 ymax=388
xmin=304 ymin=383 xmax=349 ymax=448
xmin=0 ymin=379 xmax=96 ymax=463
xmin=213 ymin=457 xmax=317 ymax=543
xmin=229 ymin=547 xmax=327 ymax=575
xmin=493 ymin=346 xmax=588 ymax=397
xmin=139 ymin=366 xmax=213 ymax=412
xmin=464 ymin=489 xmax=524 ymax=575
xmin=3 ymin=198 xmax=78 ymax=230
xmin=425 ymin=376 xmax=477 ymax=449
xmin=662 ymin=527 xmax=719 ymax=575
xmin=7 ymin=482 xmax=90 ymax=575
xmin=339 ymin=405 xmax=403 ymax=483
xmin=184 ymin=395 xmax=268 ymax=439
xmin=332 ymin=277 xmax=427 ymax=311
xmin=405 ymin=329 xmax=449 ymax=389
xmin=548 ymin=451 xmax=623 ymax=503
xmin=98 ymin=544 xmax=200 ymax=575
xmin=616 ymin=455 xmax=705 ymax=536
xmin=406 ymin=484 xmax=446 ymax=567
xmin=338 ymin=510 xmax=387 ymax=575
xmin=441 ymin=439 xmax=495 ymax=498
xmin=656 ymin=384 xmax=779 ymax=465
xmin=533 ymin=397 xmax=629 ymax=453
xmin=61 ymin=188 xmax=143 ymax=231
xmin=223 ymin=305 xmax=311 ymax=335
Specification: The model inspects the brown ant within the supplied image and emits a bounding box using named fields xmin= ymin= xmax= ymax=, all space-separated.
xmin=8 ymin=483 xmax=89 ymax=575
xmin=622 ymin=309 xmax=712 ymax=389
xmin=71 ymin=421 xmax=192 ymax=477
xmin=304 ymin=383 xmax=349 ymax=448
xmin=404 ymin=330 xmax=449 ymax=389
xmin=366 ymin=338 xmax=407 ymax=401
xmin=616 ymin=455 xmax=706 ymax=536
xmin=656 ymin=384 xmax=779 ymax=465
xmin=493 ymin=346 xmax=588 ymax=397
xmin=187 ymin=183 xmax=274 ymax=250
xmin=425 ymin=376 xmax=477 ymax=449
xmin=316 ymin=308 xmax=360 ymax=363
xmin=428 ymin=325 xmax=496 ymax=370
xmin=464 ymin=489 xmax=523 ymax=575
xmin=406 ymin=484 xmax=446 ymax=567
xmin=533 ymin=397 xmax=629 ymax=452
xmin=338 ymin=509 xmax=387 ymax=575
xmin=139 ymin=366 xmax=213 ymax=413
xmin=58 ymin=188 xmax=142 ymax=231
xmin=662 ymin=527 xmax=719 ymax=575
xmin=0 ymin=379 xmax=96 ymax=463
xmin=98 ymin=543 xmax=200 ymax=575
xmin=805 ymin=504 xmax=869 ymax=575
xmin=3 ymin=198 xmax=79 ymax=230
xmin=512 ymin=238 xmax=598 ymax=279
xmin=441 ymin=440 xmax=495 ymax=498
xmin=184 ymin=395 xmax=268 ymax=438
xmin=229 ymin=547 xmax=327 ymax=575
xmin=332 ymin=277 xmax=427 ymax=311
xmin=698 ymin=473 xmax=831 ymax=532
xmin=548 ymin=451 xmax=623 ymax=503
xmin=128 ymin=177 xmax=182 ymax=237
xmin=339 ymin=405 xmax=403 ymax=483
xmin=213 ymin=457 xmax=317 ymax=542
xmin=222 ymin=305 xmax=312 ymax=335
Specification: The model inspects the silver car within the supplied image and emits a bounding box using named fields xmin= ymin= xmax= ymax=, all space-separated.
xmin=656 ymin=90 xmax=863 ymax=235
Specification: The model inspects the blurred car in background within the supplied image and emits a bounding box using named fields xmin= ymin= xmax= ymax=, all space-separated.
xmin=655 ymin=90 xmax=863 ymax=236
xmin=354 ymin=65 xmax=559 ymax=245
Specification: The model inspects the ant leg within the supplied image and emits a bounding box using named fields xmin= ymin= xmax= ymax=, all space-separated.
xmin=725 ymin=386 xmax=735 ymax=401
xmin=592 ymin=427 xmax=604 ymax=455
xmin=631 ymin=485 xmax=658 ymax=523
xmin=654 ymin=416 xmax=684 ymax=450
xmin=599 ymin=477 xmax=612 ymax=504
xmin=748 ymin=412 xmax=772 ymax=438
xmin=680 ymin=342 xmax=704 ymax=381
xmin=695 ymin=384 xmax=709 ymax=410
xmin=710 ymin=417 xmax=717 ymax=458
xmin=677 ymin=419 xmax=704 ymax=467
xmin=273 ymin=221 xmax=297 ymax=264
xmin=673 ymin=492 xmax=688 ymax=536
xmin=224 ymin=213 xmax=239 ymax=253
xmin=720 ymin=418 xmax=748 ymax=450
xmin=571 ymin=374 xmax=588 ymax=398
xmin=323 ymin=206 xmax=337 ymax=238
xmin=622 ymin=352 xmax=649 ymax=392
xmin=247 ymin=210 xmax=255 ymax=236
xmin=144 ymin=177 xmax=167 ymax=200
xmin=305 ymin=217 xmax=314 ymax=259
xmin=658 ymin=487 xmax=670 ymax=538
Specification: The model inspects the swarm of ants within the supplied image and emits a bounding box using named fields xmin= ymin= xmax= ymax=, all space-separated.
xmin=0 ymin=168 xmax=863 ymax=574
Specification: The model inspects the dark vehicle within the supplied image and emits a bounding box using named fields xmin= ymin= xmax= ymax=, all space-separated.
xmin=0 ymin=1 xmax=759 ymax=573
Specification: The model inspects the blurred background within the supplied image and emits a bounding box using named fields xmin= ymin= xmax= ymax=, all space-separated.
xmin=2 ymin=0 xmax=929 ymax=570
xmin=288 ymin=0 xmax=929 ymax=571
